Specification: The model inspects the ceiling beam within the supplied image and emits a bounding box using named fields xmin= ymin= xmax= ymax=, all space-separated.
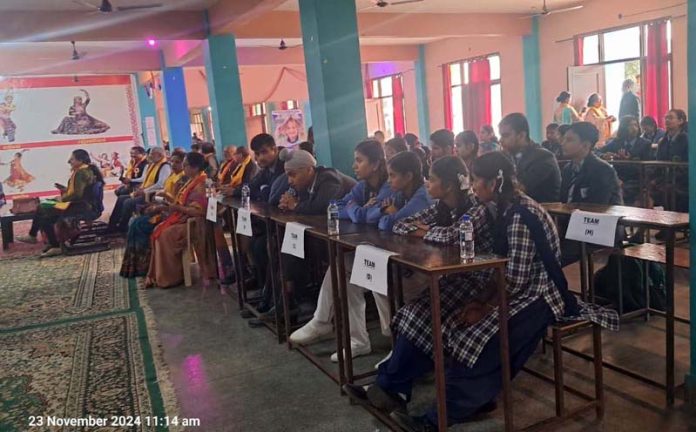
xmin=231 ymin=11 xmax=532 ymax=39
xmin=0 ymin=11 xmax=206 ymax=42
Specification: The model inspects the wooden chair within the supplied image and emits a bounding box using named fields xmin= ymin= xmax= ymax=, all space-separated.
xmin=523 ymin=320 xmax=604 ymax=430
xmin=182 ymin=217 xmax=199 ymax=287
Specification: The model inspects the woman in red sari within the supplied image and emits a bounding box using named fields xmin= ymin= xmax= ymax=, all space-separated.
xmin=145 ymin=152 xmax=216 ymax=288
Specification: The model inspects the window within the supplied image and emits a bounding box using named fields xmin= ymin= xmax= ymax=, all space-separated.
xmin=369 ymin=74 xmax=405 ymax=138
xmin=575 ymin=20 xmax=673 ymax=127
xmin=446 ymin=54 xmax=502 ymax=135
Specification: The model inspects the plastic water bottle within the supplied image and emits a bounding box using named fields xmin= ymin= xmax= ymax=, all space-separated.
xmin=327 ymin=200 xmax=340 ymax=236
xmin=459 ymin=215 xmax=475 ymax=261
xmin=241 ymin=183 xmax=251 ymax=209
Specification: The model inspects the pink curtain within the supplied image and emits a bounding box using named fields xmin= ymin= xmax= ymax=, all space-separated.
xmin=442 ymin=65 xmax=453 ymax=130
xmin=644 ymin=21 xmax=669 ymax=128
xmin=464 ymin=59 xmax=492 ymax=133
xmin=575 ymin=37 xmax=584 ymax=66
xmin=392 ymin=75 xmax=406 ymax=136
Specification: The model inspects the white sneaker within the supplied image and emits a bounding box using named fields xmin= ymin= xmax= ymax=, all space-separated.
xmin=16 ymin=235 xmax=37 ymax=244
xmin=40 ymin=247 xmax=62 ymax=258
xmin=374 ymin=350 xmax=393 ymax=370
xmin=331 ymin=342 xmax=371 ymax=363
xmin=289 ymin=319 xmax=333 ymax=346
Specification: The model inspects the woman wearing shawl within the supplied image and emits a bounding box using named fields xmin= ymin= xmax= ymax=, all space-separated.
xmin=145 ymin=152 xmax=216 ymax=288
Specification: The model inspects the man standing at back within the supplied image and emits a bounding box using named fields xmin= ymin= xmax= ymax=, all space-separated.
xmin=619 ymin=79 xmax=641 ymax=121
xmin=499 ymin=113 xmax=560 ymax=203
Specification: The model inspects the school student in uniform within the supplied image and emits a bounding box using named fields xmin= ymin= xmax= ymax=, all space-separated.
xmin=392 ymin=156 xmax=476 ymax=244
xmin=559 ymin=122 xmax=623 ymax=266
xmin=344 ymin=152 xmax=618 ymax=431
xmin=290 ymin=145 xmax=433 ymax=361
xmin=429 ymin=129 xmax=455 ymax=162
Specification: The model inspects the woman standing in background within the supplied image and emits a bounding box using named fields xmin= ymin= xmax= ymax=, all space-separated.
xmin=553 ymin=91 xmax=581 ymax=125
xmin=583 ymin=93 xmax=615 ymax=147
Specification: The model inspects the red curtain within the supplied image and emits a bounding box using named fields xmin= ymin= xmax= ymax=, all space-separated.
xmin=575 ymin=37 xmax=584 ymax=66
xmin=442 ymin=65 xmax=453 ymax=130
xmin=645 ymin=21 xmax=669 ymax=128
xmin=464 ymin=59 xmax=491 ymax=133
xmin=392 ymin=75 xmax=406 ymax=136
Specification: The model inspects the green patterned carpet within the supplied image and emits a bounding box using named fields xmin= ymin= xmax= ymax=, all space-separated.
xmin=0 ymin=249 xmax=179 ymax=431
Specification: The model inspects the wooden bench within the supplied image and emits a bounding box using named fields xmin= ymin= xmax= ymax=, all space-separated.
xmin=619 ymin=243 xmax=690 ymax=269
xmin=1 ymin=211 xmax=35 ymax=250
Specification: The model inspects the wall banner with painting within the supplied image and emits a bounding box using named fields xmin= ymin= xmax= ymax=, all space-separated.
xmin=271 ymin=109 xmax=305 ymax=149
xmin=0 ymin=75 xmax=140 ymax=199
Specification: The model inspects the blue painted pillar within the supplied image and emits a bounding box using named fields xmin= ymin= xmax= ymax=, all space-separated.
xmin=302 ymin=101 xmax=312 ymax=132
xmin=161 ymin=66 xmax=191 ymax=150
xmin=299 ymin=0 xmax=367 ymax=174
xmin=133 ymin=74 xmax=161 ymax=148
xmin=204 ymin=34 xmax=248 ymax=154
xmin=415 ymin=45 xmax=431 ymax=140
xmin=686 ymin=0 xmax=696 ymax=400
xmin=523 ymin=17 xmax=543 ymax=143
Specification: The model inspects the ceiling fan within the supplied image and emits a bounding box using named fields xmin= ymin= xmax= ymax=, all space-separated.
xmin=73 ymin=0 xmax=164 ymax=13
xmin=526 ymin=0 xmax=583 ymax=17
xmin=361 ymin=0 xmax=425 ymax=11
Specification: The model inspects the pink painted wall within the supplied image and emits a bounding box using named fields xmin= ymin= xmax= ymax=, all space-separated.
xmin=424 ymin=36 xmax=526 ymax=132
xmin=366 ymin=61 xmax=420 ymax=137
xmin=538 ymin=0 xmax=688 ymax=125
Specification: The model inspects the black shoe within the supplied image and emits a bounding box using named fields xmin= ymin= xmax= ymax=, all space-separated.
xmin=248 ymin=318 xmax=266 ymax=328
xmin=240 ymin=309 xmax=254 ymax=319
xmin=390 ymin=412 xmax=436 ymax=432
xmin=343 ymin=384 xmax=406 ymax=414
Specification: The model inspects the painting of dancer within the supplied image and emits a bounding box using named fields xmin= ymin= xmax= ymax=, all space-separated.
xmin=3 ymin=150 xmax=35 ymax=192
xmin=0 ymin=93 xmax=17 ymax=142
xmin=52 ymin=89 xmax=110 ymax=135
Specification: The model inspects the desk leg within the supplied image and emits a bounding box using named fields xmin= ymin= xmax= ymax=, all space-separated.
xmin=666 ymin=228 xmax=675 ymax=405
xmin=267 ymin=220 xmax=284 ymax=344
xmin=330 ymin=241 xmax=346 ymax=391
xmin=579 ymin=242 xmax=589 ymax=301
xmin=2 ymin=218 xmax=13 ymax=250
xmin=640 ymin=165 xmax=647 ymax=208
xmin=429 ymin=273 xmax=447 ymax=432
xmin=226 ymin=208 xmax=245 ymax=310
xmin=498 ymin=265 xmax=513 ymax=432
xmin=274 ymin=223 xmax=293 ymax=348
xmin=337 ymin=246 xmax=354 ymax=384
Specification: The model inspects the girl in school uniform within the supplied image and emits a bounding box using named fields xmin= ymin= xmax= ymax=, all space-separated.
xmin=392 ymin=156 xmax=476 ymax=244
xmin=289 ymin=144 xmax=432 ymax=362
xmin=344 ymin=152 xmax=617 ymax=431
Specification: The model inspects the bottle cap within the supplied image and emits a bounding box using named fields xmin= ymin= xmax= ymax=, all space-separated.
xmin=462 ymin=215 xmax=471 ymax=221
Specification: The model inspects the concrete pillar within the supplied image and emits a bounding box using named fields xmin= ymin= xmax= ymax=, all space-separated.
xmin=161 ymin=66 xmax=191 ymax=150
xmin=523 ymin=16 xmax=543 ymax=143
xmin=134 ymin=74 xmax=162 ymax=148
xmin=415 ymin=45 xmax=431 ymax=140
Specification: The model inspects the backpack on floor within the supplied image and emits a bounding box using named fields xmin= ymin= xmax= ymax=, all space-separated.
xmin=593 ymin=251 xmax=666 ymax=313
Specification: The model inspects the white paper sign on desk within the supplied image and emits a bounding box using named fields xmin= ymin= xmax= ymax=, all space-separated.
xmin=565 ymin=210 xmax=621 ymax=247
xmin=350 ymin=245 xmax=397 ymax=296
xmin=236 ymin=208 xmax=253 ymax=237
xmin=281 ymin=222 xmax=311 ymax=259
xmin=206 ymin=196 xmax=219 ymax=222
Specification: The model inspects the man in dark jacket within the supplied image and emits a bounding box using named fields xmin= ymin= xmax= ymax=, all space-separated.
xmin=560 ymin=122 xmax=622 ymax=205
xmin=499 ymin=113 xmax=561 ymax=203
xmin=278 ymin=148 xmax=356 ymax=214
xmin=560 ymin=122 xmax=623 ymax=266
xmin=268 ymin=148 xmax=355 ymax=324
xmin=618 ymin=79 xmax=641 ymax=121
xmin=249 ymin=134 xmax=286 ymax=202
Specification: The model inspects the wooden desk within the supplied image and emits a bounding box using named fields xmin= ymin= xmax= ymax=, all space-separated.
xmin=1 ymin=211 xmax=35 ymax=250
xmin=220 ymin=198 xmax=288 ymax=344
xmin=542 ymin=202 xmax=689 ymax=405
xmin=332 ymin=231 xmax=509 ymax=432
xmin=604 ymin=160 xmax=688 ymax=209
xmin=269 ymin=211 xmax=377 ymax=388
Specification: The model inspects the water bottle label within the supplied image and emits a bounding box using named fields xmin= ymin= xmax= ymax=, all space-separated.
xmin=464 ymin=233 xmax=473 ymax=241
